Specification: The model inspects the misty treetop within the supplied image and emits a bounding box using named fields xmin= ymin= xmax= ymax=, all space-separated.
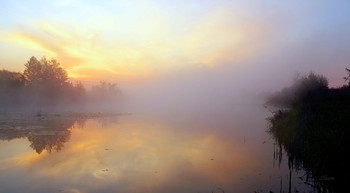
xmin=24 ymin=56 xmax=69 ymax=86
xmin=0 ymin=70 xmax=26 ymax=89
xmin=344 ymin=68 xmax=350 ymax=85
xmin=0 ymin=56 xmax=122 ymax=111
xmin=266 ymin=72 xmax=329 ymax=108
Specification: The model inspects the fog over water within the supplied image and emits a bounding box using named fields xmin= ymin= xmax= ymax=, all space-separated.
xmin=1 ymin=1 xmax=350 ymax=193
xmin=0 ymin=101 xmax=310 ymax=193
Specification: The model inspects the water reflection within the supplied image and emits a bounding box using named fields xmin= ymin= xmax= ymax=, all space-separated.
xmin=0 ymin=113 xmax=121 ymax=154
xmin=0 ymin=117 xmax=76 ymax=154
xmin=268 ymin=107 xmax=349 ymax=193
xmin=0 ymin=110 xmax=313 ymax=193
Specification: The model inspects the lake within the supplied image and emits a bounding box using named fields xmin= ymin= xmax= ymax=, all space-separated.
xmin=0 ymin=107 xmax=314 ymax=193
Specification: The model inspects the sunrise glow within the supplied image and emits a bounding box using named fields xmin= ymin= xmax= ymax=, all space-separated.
xmin=0 ymin=1 xmax=277 ymax=82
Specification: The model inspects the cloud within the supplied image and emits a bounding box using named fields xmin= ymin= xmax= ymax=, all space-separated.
xmin=3 ymin=32 xmax=57 ymax=58
xmin=0 ymin=1 xmax=284 ymax=81
xmin=3 ymin=0 xmax=348 ymax=85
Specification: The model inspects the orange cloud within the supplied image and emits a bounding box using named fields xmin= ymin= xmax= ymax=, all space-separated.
xmin=0 ymin=3 xmax=275 ymax=82
xmin=4 ymin=32 xmax=57 ymax=58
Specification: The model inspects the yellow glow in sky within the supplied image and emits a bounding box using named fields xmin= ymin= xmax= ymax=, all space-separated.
xmin=0 ymin=1 xmax=271 ymax=82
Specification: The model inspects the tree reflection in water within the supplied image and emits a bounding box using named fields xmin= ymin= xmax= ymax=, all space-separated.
xmin=0 ymin=116 xmax=78 ymax=154
xmin=268 ymin=94 xmax=350 ymax=193
xmin=0 ymin=113 xmax=121 ymax=154
xmin=26 ymin=121 xmax=74 ymax=154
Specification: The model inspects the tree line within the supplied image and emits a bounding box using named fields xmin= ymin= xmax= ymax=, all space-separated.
xmin=0 ymin=56 xmax=122 ymax=112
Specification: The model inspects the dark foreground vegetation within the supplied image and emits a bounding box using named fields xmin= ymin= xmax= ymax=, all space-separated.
xmin=267 ymin=71 xmax=350 ymax=193
xmin=0 ymin=56 xmax=122 ymax=112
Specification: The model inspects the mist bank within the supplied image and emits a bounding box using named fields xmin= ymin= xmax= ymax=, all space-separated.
xmin=0 ymin=56 xmax=123 ymax=113
xmin=120 ymin=64 xmax=330 ymax=117
xmin=121 ymin=66 xmax=266 ymax=117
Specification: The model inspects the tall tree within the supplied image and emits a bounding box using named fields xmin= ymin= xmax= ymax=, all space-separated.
xmin=23 ymin=56 xmax=70 ymax=106
xmin=344 ymin=68 xmax=350 ymax=85
xmin=0 ymin=70 xmax=26 ymax=106
xmin=24 ymin=56 xmax=68 ymax=87
xmin=0 ymin=70 xmax=25 ymax=89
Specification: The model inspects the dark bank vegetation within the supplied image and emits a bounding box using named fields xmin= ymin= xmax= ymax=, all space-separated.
xmin=0 ymin=56 xmax=122 ymax=112
xmin=267 ymin=71 xmax=350 ymax=193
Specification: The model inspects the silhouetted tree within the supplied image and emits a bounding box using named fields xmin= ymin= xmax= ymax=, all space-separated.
xmin=90 ymin=81 xmax=122 ymax=103
xmin=0 ymin=56 xmax=122 ymax=111
xmin=0 ymin=70 xmax=25 ymax=88
xmin=344 ymin=68 xmax=350 ymax=85
xmin=23 ymin=56 xmax=73 ymax=107
xmin=72 ymin=81 xmax=87 ymax=101
xmin=0 ymin=70 xmax=26 ymax=107
xmin=24 ymin=56 xmax=68 ymax=86
xmin=267 ymin=72 xmax=328 ymax=107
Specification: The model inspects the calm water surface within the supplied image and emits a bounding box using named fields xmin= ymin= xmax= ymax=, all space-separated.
xmin=0 ymin=107 xmax=313 ymax=193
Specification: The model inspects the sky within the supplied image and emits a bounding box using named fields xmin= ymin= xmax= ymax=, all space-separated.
xmin=1 ymin=0 xmax=350 ymax=86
